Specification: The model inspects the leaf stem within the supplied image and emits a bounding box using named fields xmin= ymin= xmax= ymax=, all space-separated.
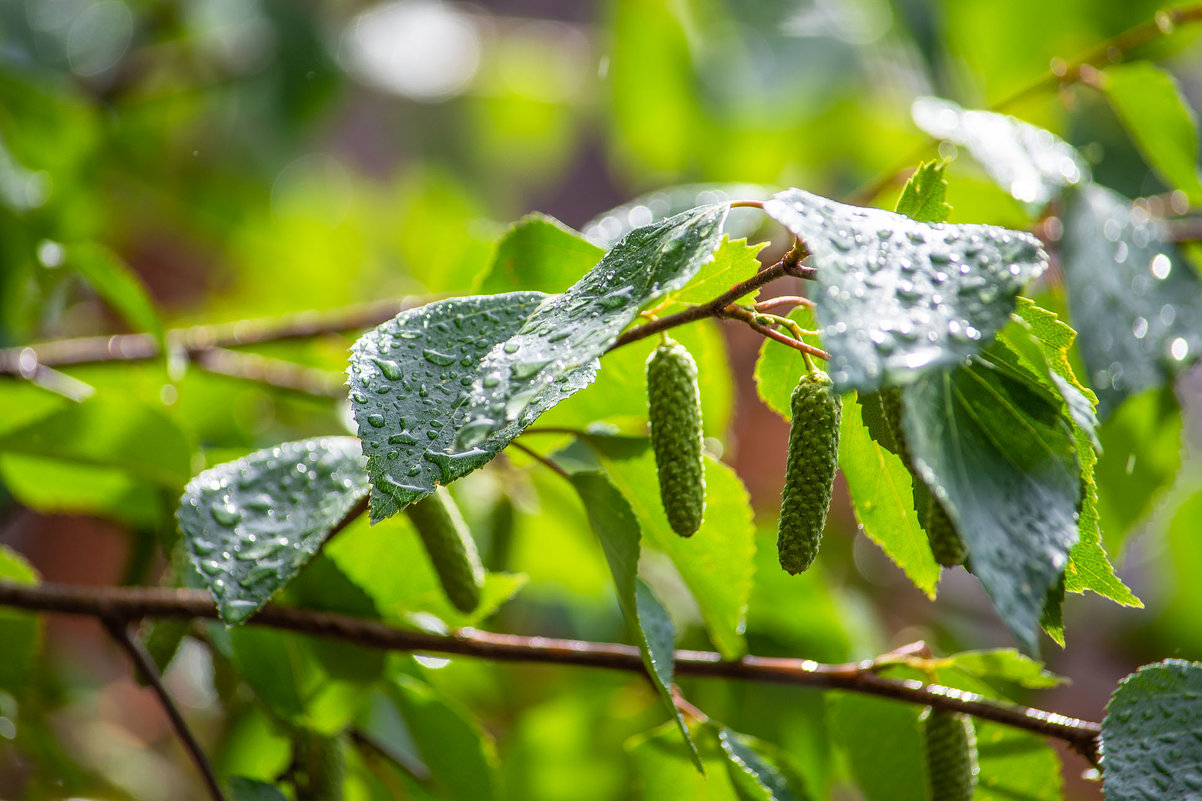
xmin=101 ymin=615 xmax=227 ymax=801
xmin=720 ymin=306 xmax=831 ymax=361
xmin=0 ymin=580 xmax=1102 ymax=765
xmin=509 ymin=441 xmax=572 ymax=482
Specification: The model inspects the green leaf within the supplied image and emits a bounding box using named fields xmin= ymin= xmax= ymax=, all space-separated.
xmin=569 ymin=471 xmax=697 ymax=764
xmin=911 ymin=96 xmax=1089 ymax=212
xmin=627 ymin=721 xmax=740 ymax=800
xmin=1102 ymin=62 xmax=1202 ymax=203
xmin=762 ymin=188 xmax=1047 ymax=393
xmin=461 ymin=205 xmax=729 ymax=446
xmin=1061 ymin=183 xmax=1202 ymax=413
xmin=753 ymin=306 xmax=818 ymax=420
xmin=587 ymin=435 xmax=755 ymax=660
xmin=828 ymin=693 xmax=925 ymax=801
xmin=391 ymin=671 xmax=499 ymax=801
xmin=894 ymin=160 xmax=951 ymax=223
xmin=1101 ymin=659 xmax=1202 ymax=800
xmin=67 ymin=242 xmax=164 ymax=346
xmin=0 ymin=379 xmax=68 ymax=438
xmin=901 ymin=352 xmax=1081 ymax=652
xmin=177 ymin=437 xmax=369 ymax=624
xmin=0 ymin=545 xmax=40 ymax=693
xmin=0 ymin=397 xmax=191 ymax=487
xmin=716 ymin=727 xmax=803 ymax=801
xmin=322 ymin=509 xmax=525 ymax=628
xmin=1094 ymin=387 xmax=1182 ymax=553
xmin=1009 ymin=299 xmax=1140 ymax=609
xmin=0 ymin=453 xmax=165 ymax=527
xmin=582 ymin=184 xmax=770 ymax=249
xmin=839 ymin=394 xmax=941 ymax=597
xmin=229 ymin=777 xmax=288 ymax=801
xmin=973 ymin=720 xmax=1063 ymax=801
xmin=657 ymin=236 xmax=767 ymax=313
xmin=348 ymin=293 xmax=548 ymax=521
xmin=474 ymin=213 xmax=604 ymax=294
xmin=930 ymin=648 xmax=1066 ymax=690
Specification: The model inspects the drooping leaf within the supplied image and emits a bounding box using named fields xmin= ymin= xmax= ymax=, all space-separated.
xmin=828 ymin=693 xmax=925 ymax=801
xmin=1061 ymin=183 xmax=1202 ymax=413
xmin=391 ymin=671 xmax=499 ymax=801
xmin=753 ymin=306 xmax=819 ymax=420
xmin=656 ymin=236 xmax=768 ymax=313
xmin=627 ymin=721 xmax=740 ymax=800
xmin=894 ymin=160 xmax=952 ymax=223
xmin=0 ymin=545 xmax=40 ymax=693
xmin=901 ymin=351 xmax=1081 ymax=652
xmin=475 ymin=213 xmax=604 ymax=294
xmin=839 ymin=394 xmax=940 ymax=597
xmin=1008 ymin=299 xmax=1140 ymax=609
xmin=1102 ymin=62 xmax=1202 ymax=204
xmin=1101 ymin=659 xmax=1202 ymax=800
xmin=717 ymin=727 xmax=803 ymax=801
xmin=348 ymin=293 xmax=548 ymax=521
xmin=67 ymin=242 xmax=165 ymax=347
xmin=973 ymin=720 xmax=1063 ymax=801
xmin=911 ymin=96 xmax=1088 ymax=212
xmin=177 ymin=437 xmax=369 ymax=624
xmin=461 ymin=205 xmax=729 ymax=447
xmin=582 ymin=184 xmax=768 ymax=249
xmin=762 ymin=188 xmax=1047 ymax=393
xmin=587 ymin=434 xmax=755 ymax=660
xmin=229 ymin=777 xmax=288 ymax=801
xmin=570 ymin=470 xmax=697 ymax=764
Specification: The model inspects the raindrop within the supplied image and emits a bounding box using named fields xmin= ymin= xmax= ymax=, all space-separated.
xmin=367 ymin=414 xmax=386 ymax=428
xmin=211 ymin=503 xmax=242 ymax=527
xmin=422 ymin=349 xmax=457 ymax=366
xmin=1151 ymin=253 xmax=1172 ymax=279
xmin=373 ymin=358 xmax=403 ymax=380
xmin=1170 ymin=337 xmax=1189 ymax=361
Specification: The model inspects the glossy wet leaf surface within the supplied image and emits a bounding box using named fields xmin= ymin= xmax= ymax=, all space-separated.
xmin=1061 ymin=183 xmax=1202 ymax=413
xmin=911 ymin=96 xmax=1088 ymax=212
xmin=716 ymin=727 xmax=801 ymax=801
xmin=461 ymin=205 xmax=728 ymax=447
xmin=763 ymin=188 xmax=1047 ymax=393
xmin=900 ymin=349 xmax=1080 ymax=652
xmin=349 ymin=293 xmax=551 ymax=521
xmin=1101 ymin=659 xmax=1202 ymax=800
xmin=178 ymin=437 xmax=369 ymax=623
xmin=582 ymin=184 xmax=766 ymax=249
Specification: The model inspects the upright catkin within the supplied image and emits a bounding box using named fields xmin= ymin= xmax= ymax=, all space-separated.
xmin=923 ymin=708 xmax=977 ymax=801
xmin=777 ymin=370 xmax=841 ymax=573
xmin=404 ymin=488 xmax=484 ymax=613
xmin=646 ymin=339 xmax=706 ymax=537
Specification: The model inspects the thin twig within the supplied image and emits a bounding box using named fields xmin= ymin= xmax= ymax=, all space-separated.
xmin=608 ymin=253 xmax=815 ymax=353
xmin=0 ymin=580 xmax=1101 ymax=764
xmin=0 ymin=297 xmax=425 ymax=375
xmin=100 ymin=615 xmax=226 ymax=801
xmin=753 ymin=295 xmax=815 ymax=313
xmin=191 ymin=348 xmax=346 ymax=398
xmin=509 ymin=441 xmax=572 ymax=482
xmin=720 ymin=306 xmax=831 ymax=360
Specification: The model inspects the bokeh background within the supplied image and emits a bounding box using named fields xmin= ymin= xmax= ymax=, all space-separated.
xmin=2 ymin=0 xmax=1201 ymax=798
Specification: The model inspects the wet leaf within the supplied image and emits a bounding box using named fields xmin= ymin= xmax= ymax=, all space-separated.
xmin=901 ymin=349 xmax=1080 ymax=652
xmin=1102 ymin=62 xmax=1202 ymax=204
xmin=1101 ymin=659 xmax=1202 ymax=800
xmin=656 ymin=236 xmax=767 ymax=314
xmin=1061 ymin=183 xmax=1202 ymax=414
xmin=911 ymin=96 xmax=1088 ymax=212
xmin=461 ymin=205 xmax=728 ymax=447
xmin=627 ymin=722 xmax=740 ymax=799
xmin=763 ymin=188 xmax=1047 ymax=393
xmin=349 ymin=293 xmax=550 ymax=521
xmin=582 ymin=184 xmax=768 ymax=249
xmin=178 ymin=437 xmax=369 ymax=624
xmin=570 ymin=471 xmax=698 ymax=766
xmin=717 ymin=727 xmax=803 ymax=801
xmin=474 ymin=213 xmax=604 ymax=294
xmin=894 ymin=160 xmax=951 ymax=224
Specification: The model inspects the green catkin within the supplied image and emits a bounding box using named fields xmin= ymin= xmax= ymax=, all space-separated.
xmin=882 ymin=389 xmax=968 ymax=567
xmin=646 ymin=339 xmax=706 ymax=537
xmin=404 ymin=488 xmax=484 ymax=613
xmin=923 ymin=709 xmax=978 ymax=801
xmin=777 ymin=370 xmax=842 ymax=574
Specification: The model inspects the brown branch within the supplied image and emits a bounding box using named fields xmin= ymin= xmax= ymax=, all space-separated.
xmin=720 ymin=306 xmax=831 ymax=361
xmin=509 ymin=441 xmax=572 ymax=482
xmin=100 ymin=615 xmax=226 ymax=801
xmin=0 ymin=297 xmax=426 ymax=376
xmin=191 ymin=347 xmax=346 ymax=398
xmin=608 ymin=248 xmax=815 ymax=353
xmin=0 ymin=580 xmax=1101 ymax=764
